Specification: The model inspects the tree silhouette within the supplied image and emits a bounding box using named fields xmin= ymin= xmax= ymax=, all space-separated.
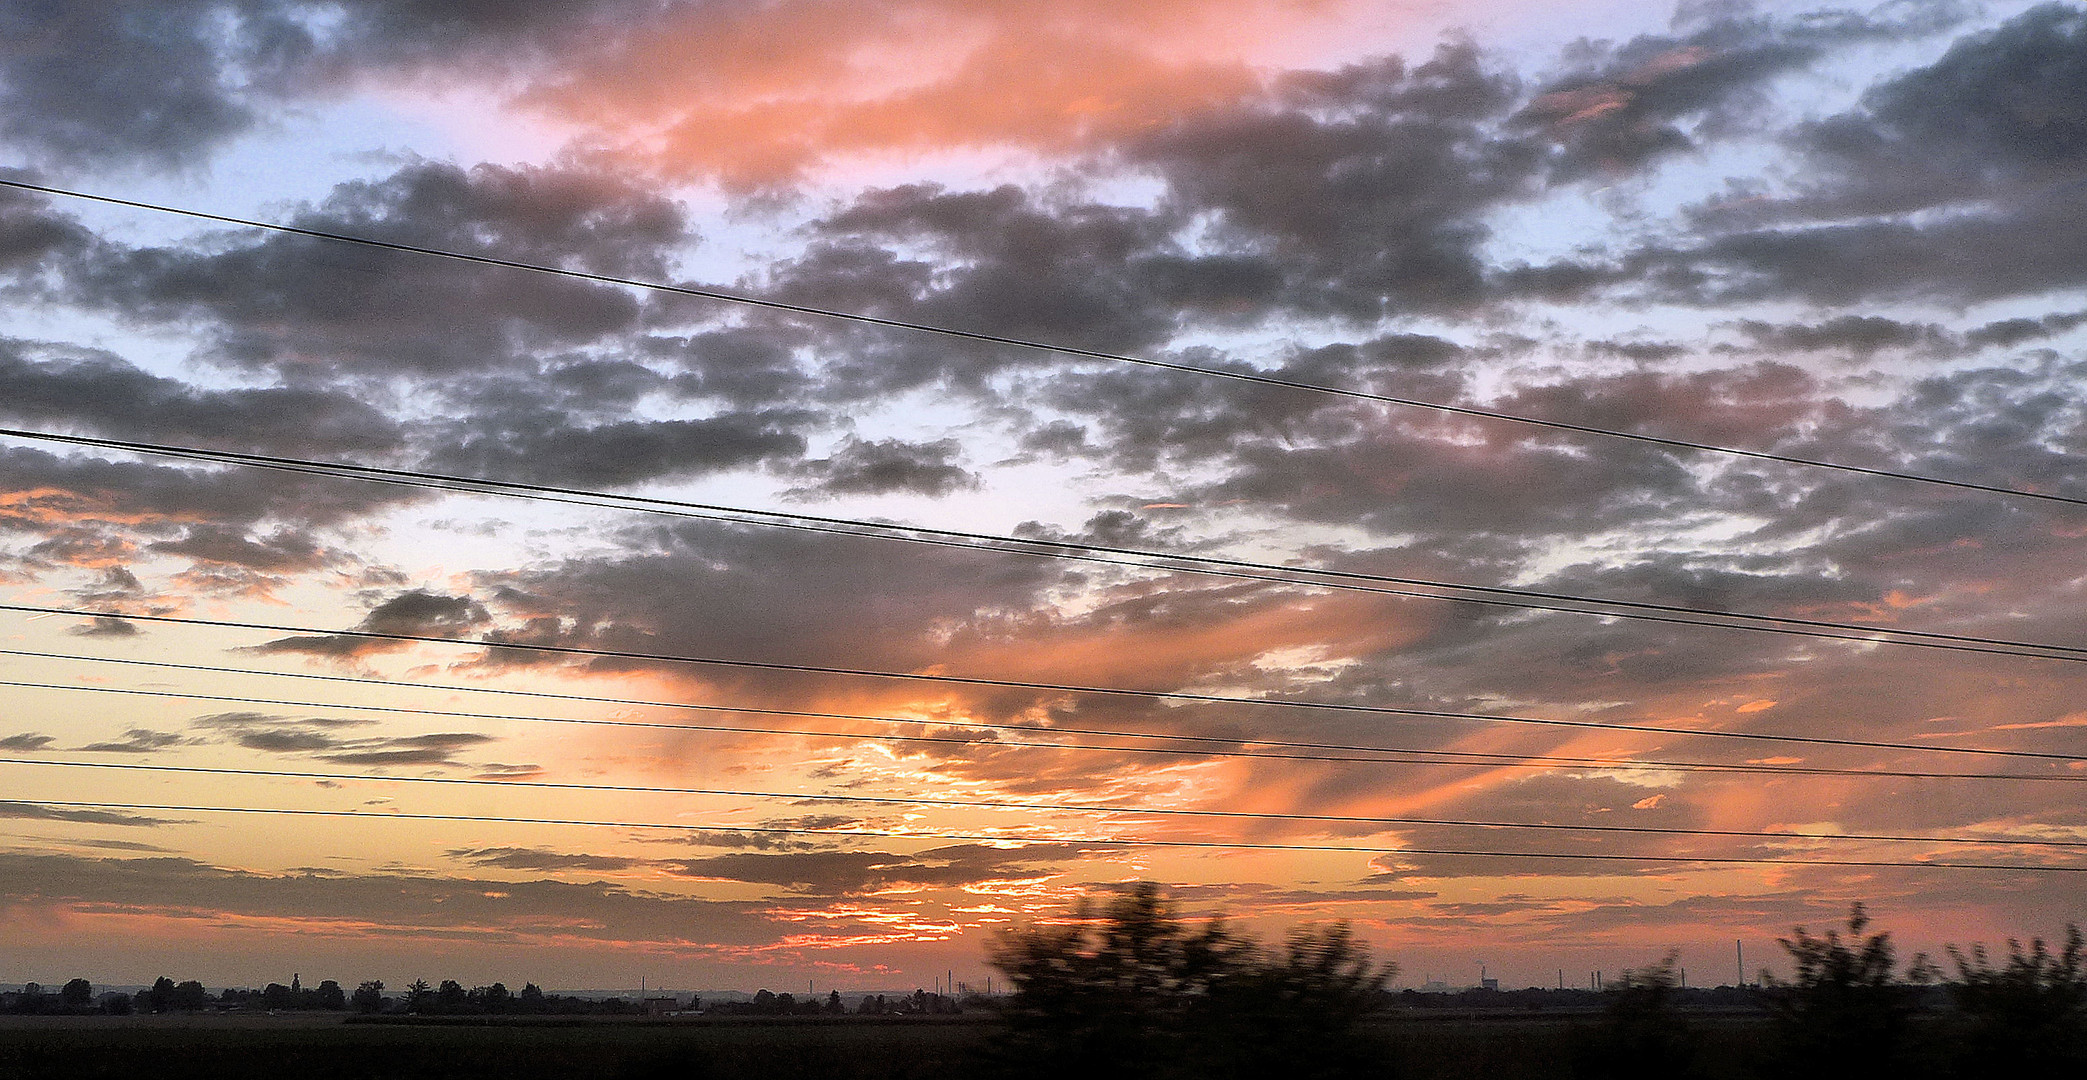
xmin=60 ymin=979 xmax=91 ymax=1008
xmin=988 ymin=882 xmax=1392 ymax=1080
xmin=1573 ymin=954 xmax=1693 ymax=1080
xmin=351 ymin=980 xmax=385 ymax=1014
xmin=1945 ymin=923 xmax=2085 ymax=1073
xmin=1761 ymin=903 xmax=1933 ymax=1080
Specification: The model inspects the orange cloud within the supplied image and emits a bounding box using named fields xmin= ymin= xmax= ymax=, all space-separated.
xmin=502 ymin=0 xmax=1424 ymax=184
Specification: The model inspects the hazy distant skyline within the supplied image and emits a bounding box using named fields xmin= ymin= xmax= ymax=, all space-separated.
xmin=1 ymin=0 xmax=2083 ymax=991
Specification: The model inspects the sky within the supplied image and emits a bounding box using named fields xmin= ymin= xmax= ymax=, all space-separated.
xmin=1 ymin=0 xmax=2084 ymax=995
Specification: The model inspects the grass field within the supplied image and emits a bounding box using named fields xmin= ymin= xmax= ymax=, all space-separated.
xmin=0 ymin=1010 xmax=1781 ymax=1080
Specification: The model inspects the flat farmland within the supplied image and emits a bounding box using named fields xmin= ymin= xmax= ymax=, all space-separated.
xmin=0 ymin=1011 xmax=1780 ymax=1080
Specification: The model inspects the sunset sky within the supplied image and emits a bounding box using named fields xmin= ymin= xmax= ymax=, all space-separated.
xmin=2 ymin=0 xmax=2084 ymax=995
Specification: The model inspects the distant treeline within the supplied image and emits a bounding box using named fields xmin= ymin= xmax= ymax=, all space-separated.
xmin=2 ymin=976 xmax=346 ymax=1015
xmin=1 ymin=978 xmax=965 ymax=1019
xmin=9 ymin=890 xmax=2082 ymax=1079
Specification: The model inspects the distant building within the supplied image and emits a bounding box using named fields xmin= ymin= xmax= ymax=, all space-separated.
xmin=1414 ymin=978 xmax=1454 ymax=994
xmin=642 ymin=996 xmax=679 ymax=1017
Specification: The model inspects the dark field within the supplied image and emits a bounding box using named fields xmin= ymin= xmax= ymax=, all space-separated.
xmin=0 ymin=1011 xmax=1778 ymax=1080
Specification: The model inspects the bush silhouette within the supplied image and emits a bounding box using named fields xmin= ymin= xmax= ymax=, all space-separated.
xmin=987 ymin=882 xmax=1394 ymax=1080
xmin=1573 ymin=954 xmax=1693 ymax=1080
xmin=1759 ymin=903 xmax=1933 ymax=1080
xmin=1943 ymin=923 xmax=2085 ymax=1074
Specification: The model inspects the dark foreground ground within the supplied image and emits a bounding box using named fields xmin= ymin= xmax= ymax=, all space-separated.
xmin=0 ymin=1010 xmax=1777 ymax=1080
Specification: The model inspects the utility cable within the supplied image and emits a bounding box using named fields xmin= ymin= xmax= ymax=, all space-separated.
xmin=3 ymin=602 xmax=2078 ymax=763
xmin=8 ymin=757 xmax=2082 ymax=850
xmin=4 ymin=177 xmax=2082 ymax=511
xmin=5 ymin=647 xmax=2076 ymax=782
xmin=14 ymin=799 xmax=2084 ymax=874
xmin=5 ymin=426 xmax=2086 ymax=666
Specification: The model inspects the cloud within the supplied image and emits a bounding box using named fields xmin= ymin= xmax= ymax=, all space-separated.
xmin=62 ymin=161 xmax=687 ymax=377
xmin=421 ymin=410 xmax=810 ymax=489
xmin=0 ymin=443 xmax=422 ymax=576
xmin=0 ymin=733 xmax=55 ymax=751
xmin=0 ymin=801 xmax=182 ymax=826
xmin=449 ymin=846 xmax=646 ymax=872
xmin=511 ymin=0 xmax=1361 ymax=185
xmin=0 ymin=849 xmax=782 ymax=949
xmin=0 ymin=178 xmax=92 ymax=271
xmin=1735 ymin=316 xmax=1948 ymax=356
xmin=0 ymin=339 xmax=403 ymax=457
xmin=252 ymin=589 xmax=488 ymax=659
xmin=666 ymin=841 xmax=1104 ymax=896
xmin=74 ymin=729 xmax=189 ymax=754
xmin=1608 ymin=4 xmax=2087 ymax=307
xmin=68 ymin=615 xmax=141 ymax=638
xmin=0 ymin=3 xmax=271 ymax=169
xmin=191 ymin=711 xmax=496 ymax=769
xmin=1516 ymin=0 xmax=1964 ymax=180
xmin=788 ymin=437 xmax=979 ymax=498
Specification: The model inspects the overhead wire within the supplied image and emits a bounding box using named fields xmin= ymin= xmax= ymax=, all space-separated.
xmin=5 ymin=427 xmax=2087 ymax=667
xmin=12 ymin=798 xmax=2084 ymax=874
xmin=3 ymin=602 xmax=2080 ymax=764
xmin=4 ymin=646 xmax=2078 ymax=782
xmin=8 ymin=756 xmax=2084 ymax=850
xmin=0 ymin=188 xmax=2080 ymax=889
xmin=4 ymin=177 xmax=2083 ymax=511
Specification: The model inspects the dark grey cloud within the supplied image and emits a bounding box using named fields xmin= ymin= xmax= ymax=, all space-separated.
xmin=1736 ymin=316 xmax=1947 ymax=355
xmin=0 ymin=801 xmax=181 ymax=826
xmin=0 ymin=2 xmax=660 ymax=169
xmin=1127 ymin=44 xmax=1533 ymax=319
xmin=0 ymin=848 xmax=782 ymax=949
xmin=360 ymin=589 xmax=488 ymax=636
xmin=787 ymin=436 xmax=978 ymax=498
xmin=191 ymin=710 xmax=495 ymax=768
xmin=249 ymin=588 xmax=487 ymax=659
xmin=1963 ymin=310 xmax=2087 ymax=350
xmin=74 ymin=729 xmax=189 ymax=754
xmin=0 ymin=444 xmax=420 ymax=560
xmin=0 ymin=178 xmax=91 ymax=272
xmin=1608 ymin=5 xmax=2087 ymax=306
xmin=0 ymin=3 xmax=278 ymax=169
xmin=69 ymin=616 xmax=141 ymax=638
xmin=144 ymin=524 xmax=333 ymax=575
xmin=1517 ymin=1 xmax=1965 ymax=180
xmin=420 ymin=408 xmax=809 ymax=488
xmin=449 ymin=846 xmax=646 ymax=872
xmin=319 ymin=732 xmax=495 ymax=767
xmin=1807 ymin=2 xmax=2087 ymax=204
xmin=785 ymin=184 xmax=1204 ymax=354
xmin=666 ymin=841 xmax=1102 ymax=896
xmin=0 ymin=733 xmax=55 ymax=751
xmin=0 ymin=339 xmax=402 ymax=456
xmin=64 ymin=161 xmax=687 ymax=377
xmin=474 ymin=518 xmax=1070 ymax=680
xmin=648 ymin=329 xmax=815 ymax=409
xmin=751 ymin=46 xmax=1534 ymax=393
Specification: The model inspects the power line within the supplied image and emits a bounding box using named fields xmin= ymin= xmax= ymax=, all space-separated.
xmin=6 ymin=601 xmax=2078 ymax=763
xmin=10 ymin=757 xmax=2082 ymax=850
xmin=4 ymin=177 xmax=2082 ymax=512
xmin=8 ymin=426 xmax=2087 ymax=667
xmin=7 ymin=646 xmax=2077 ymax=783
xmin=12 ymin=799 xmax=2082 ymax=874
